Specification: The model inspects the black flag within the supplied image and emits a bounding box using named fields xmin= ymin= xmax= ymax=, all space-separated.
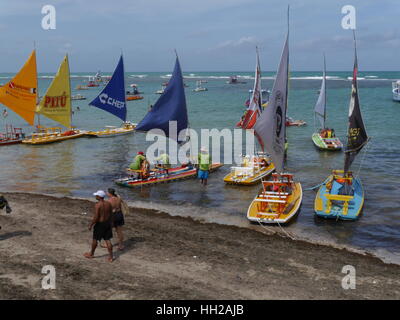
xmin=344 ymin=33 xmax=369 ymax=173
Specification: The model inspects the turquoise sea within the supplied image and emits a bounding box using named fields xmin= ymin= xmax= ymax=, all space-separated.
xmin=0 ymin=70 xmax=399 ymax=264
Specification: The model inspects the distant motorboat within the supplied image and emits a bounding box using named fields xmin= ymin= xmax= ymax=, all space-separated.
xmin=286 ymin=116 xmax=306 ymax=127
xmin=193 ymin=80 xmax=208 ymax=92
xmin=127 ymin=84 xmax=142 ymax=95
xmin=155 ymin=83 xmax=167 ymax=94
xmin=76 ymin=85 xmax=89 ymax=90
xmin=71 ymin=94 xmax=86 ymax=100
xmin=226 ymin=75 xmax=246 ymax=84
xmin=392 ymin=81 xmax=400 ymax=102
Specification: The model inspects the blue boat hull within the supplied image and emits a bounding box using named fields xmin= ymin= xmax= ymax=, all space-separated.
xmin=314 ymin=175 xmax=364 ymax=221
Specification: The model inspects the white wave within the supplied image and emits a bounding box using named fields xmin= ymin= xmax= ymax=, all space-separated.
xmin=160 ymin=74 xmax=172 ymax=79
xmin=291 ymin=76 xmax=344 ymax=80
xmin=129 ymin=74 xmax=148 ymax=78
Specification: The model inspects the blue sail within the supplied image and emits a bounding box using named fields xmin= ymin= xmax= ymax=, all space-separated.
xmin=135 ymin=56 xmax=188 ymax=138
xmin=89 ymin=55 xmax=126 ymax=122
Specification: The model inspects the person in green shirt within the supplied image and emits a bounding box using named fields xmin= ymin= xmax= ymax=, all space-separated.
xmin=155 ymin=151 xmax=171 ymax=175
xmin=129 ymin=151 xmax=146 ymax=170
xmin=198 ymin=147 xmax=211 ymax=186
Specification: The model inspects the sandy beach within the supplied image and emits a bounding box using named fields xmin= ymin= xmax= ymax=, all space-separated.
xmin=0 ymin=192 xmax=399 ymax=300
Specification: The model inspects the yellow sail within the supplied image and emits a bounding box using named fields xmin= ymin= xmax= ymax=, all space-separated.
xmin=0 ymin=50 xmax=38 ymax=125
xmin=36 ymin=55 xmax=72 ymax=128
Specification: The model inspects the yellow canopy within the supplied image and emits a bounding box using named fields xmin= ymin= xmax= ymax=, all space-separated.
xmin=0 ymin=50 xmax=38 ymax=125
xmin=36 ymin=55 xmax=72 ymax=128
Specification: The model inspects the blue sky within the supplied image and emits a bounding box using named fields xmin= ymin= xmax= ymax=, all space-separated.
xmin=0 ymin=0 xmax=398 ymax=72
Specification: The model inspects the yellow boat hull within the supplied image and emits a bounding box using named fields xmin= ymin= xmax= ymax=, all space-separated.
xmin=247 ymin=181 xmax=302 ymax=224
xmin=224 ymin=164 xmax=275 ymax=185
xmin=22 ymin=130 xmax=85 ymax=145
xmin=86 ymin=127 xmax=135 ymax=138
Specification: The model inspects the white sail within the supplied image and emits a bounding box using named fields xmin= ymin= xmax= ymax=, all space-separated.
xmin=314 ymin=55 xmax=326 ymax=129
xmin=254 ymin=33 xmax=289 ymax=173
xmin=248 ymin=48 xmax=262 ymax=121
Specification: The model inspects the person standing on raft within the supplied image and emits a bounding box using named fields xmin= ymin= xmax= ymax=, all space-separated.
xmin=84 ymin=190 xmax=114 ymax=262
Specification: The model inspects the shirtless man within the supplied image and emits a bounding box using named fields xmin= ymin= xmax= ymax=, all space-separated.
xmin=84 ymin=190 xmax=114 ymax=262
xmin=107 ymin=188 xmax=125 ymax=250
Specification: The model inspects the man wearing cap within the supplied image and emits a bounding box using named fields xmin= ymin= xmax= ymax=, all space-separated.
xmin=84 ymin=190 xmax=114 ymax=262
xmin=198 ymin=147 xmax=211 ymax=186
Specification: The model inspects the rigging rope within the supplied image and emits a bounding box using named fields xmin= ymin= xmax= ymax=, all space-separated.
xmin=256 ymin=217 xmax=296 ymax=240
xmin=354 ymin=141 xmax=370 ymax=179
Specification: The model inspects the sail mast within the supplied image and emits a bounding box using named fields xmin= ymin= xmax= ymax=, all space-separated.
xmin=67 ymin=54 xmax=72 ymax=129
xmin=323 ymin=53 xmax=327 ymax=128
xmin=34 ymin=42 xmax=41 ymax=128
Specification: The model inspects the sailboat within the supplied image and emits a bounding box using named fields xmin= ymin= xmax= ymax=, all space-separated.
xmin=86 ymin=55 xmax=136 ymax=138
xmin=115 ymin=53 xmax=222 ymax=188
xmin=0 ymin=50 xmax=37 ymax=145
xmin=22 ymin=55 xmax=85 ymax=145
xmin=311 ymin=54 xmax=343 ymax=151
xmin=193 ymin=80 xmax=207 ymax=92
xmin=247 ymin=12 xmax=303 ymax=224
xmin=225 ymin=47 xmax=275 ymax=185
xmin=314 ymin=34 xmax=369 ymax=220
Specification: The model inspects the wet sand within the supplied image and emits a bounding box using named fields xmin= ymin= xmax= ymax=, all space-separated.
xmin=0 ymin=192 xmax=399 ymax=300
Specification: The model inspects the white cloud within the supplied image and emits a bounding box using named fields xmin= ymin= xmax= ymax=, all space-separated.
xmin=215 ymin=36 xmax=259 ymax=49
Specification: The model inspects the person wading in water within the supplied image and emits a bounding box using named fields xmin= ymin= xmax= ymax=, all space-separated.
xmin=84 ymin=190 xmax=114 ymax=262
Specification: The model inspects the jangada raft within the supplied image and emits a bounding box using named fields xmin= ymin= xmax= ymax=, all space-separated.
xmin=0 ymin=125 xmax=25 ymax=146
xmin=230 ymin=48 xmax=275 ymax=185
xmin=22 ymin=55 xmax=86 ymax=145
xmin=247 ymin=173 xmax=302 ymax=223
xmin=116 ymin=163 xmax=223 ymax=188
xmin=23 ymin=127 xmax=85 ymax=145
xmin=85 ymin=122 xmax=136 ymax=138
xmin=247 ymin=11 xmax=302 ymax=224
xmin=314 ymin=33 xmax=370 ymax=221
xmin=224 ymin=154 xmax=274 ymax=185
xmin=0 ymin=51 xmax=85 ymax=145
xmin=311 ymin=54 xmax=342 ymax=151
xmin=314 ymin=170 xmax=363 ymax=220
xmin=117 ymin=52 xmax=223 ymax=188
xmin=87 ymin=55 xmax=136 ymax=138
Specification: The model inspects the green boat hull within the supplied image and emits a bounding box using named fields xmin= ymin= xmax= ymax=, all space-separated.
xmin=312 ymin=132 xmax=342 ymax=151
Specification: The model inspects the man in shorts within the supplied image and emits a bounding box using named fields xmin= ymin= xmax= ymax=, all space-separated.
xmin=84 ymin=190 xmax=114 ymax=262
xmin=198 ymin=147 xmax=211 ymax=186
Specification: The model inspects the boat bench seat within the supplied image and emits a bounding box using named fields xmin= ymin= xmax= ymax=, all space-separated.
xmin=256 ymin=213 xmax=279 ymax=217
xmin=263 ymin=191 xmax=289 ymax=195
xmin=255 ymin=198 xmax=286 ymax=203
xmin=259 ymin=194 xmax=288 ymax=199
xmin=324 ymin=194 xmax=353 ymax=215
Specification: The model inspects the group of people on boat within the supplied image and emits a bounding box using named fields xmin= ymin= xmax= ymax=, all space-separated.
xmin=129 ymin=150 xmax=172 ymax=179
xmin=319 ymin=128 xmax=336 ymax=139
xmin=127 ymin=147 xmax=212 ymax=185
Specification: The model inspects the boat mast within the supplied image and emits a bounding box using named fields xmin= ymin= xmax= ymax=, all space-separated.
xmin=121 ymin=49 xmax=126 ymax=123
xmin=66 ymin=54 xmax=73 ymax=129
xmin=34 ymin=41 xmax=41 ymax=129
xmin=323 ymin=53 xmax=327 ymax=129
xmin=283 ymin=5 xmax=290 ymax=173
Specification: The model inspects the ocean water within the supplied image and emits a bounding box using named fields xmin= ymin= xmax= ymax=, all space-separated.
xmin=0 ymin=71 xmax=399 ymax=263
